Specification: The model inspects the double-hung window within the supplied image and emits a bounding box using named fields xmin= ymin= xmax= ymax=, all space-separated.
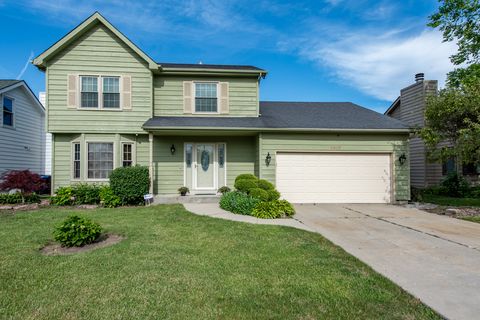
xmin=195 ymin=83 xmax=217 ymax=112
xmin=3 ymin=96 xmax=14 ymax=126
xmin=122 ymin=143 xmax=133 ymax=167
xmin=80 ymin=76 xmax=120 ymax=109
xmin=87 ymin=143 xmax=114 ymax=179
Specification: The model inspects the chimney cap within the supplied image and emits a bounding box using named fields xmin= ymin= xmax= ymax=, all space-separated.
xmin=415 ymin=73 xmax=424 ymax=82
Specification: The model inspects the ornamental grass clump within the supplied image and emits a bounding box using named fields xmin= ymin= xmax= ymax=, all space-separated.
xmin=53 ymin=215 xmax=102 ymax=247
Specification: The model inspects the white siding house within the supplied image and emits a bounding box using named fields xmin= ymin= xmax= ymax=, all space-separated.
xmin=0 ymin=80 xmax=46 ymax=176
xmin=39 ymin=92 xmax=52 ymax=175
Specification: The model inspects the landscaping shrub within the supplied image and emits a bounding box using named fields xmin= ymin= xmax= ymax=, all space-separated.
xmin=217 ymin=186 xmax=231 ymax=194
xmin=51 ymin=186 xmax=74 ymax=206
xmin=0 ymin=170 xmax=45 ymax=194
xmin=53 ymin=215 xmax=102 ymax=247
xmin=257 ymin=179 xmax=274 ymax=191
xmin=267 ymin=189 xmax=281 ymax=201
xmin=234 ymin=179 xmax=258 ymax=194
xmin=99 ymin=186 xmax=121 ymax=208
xmin=234 ymin=173 xmax=257 ymax=183
xmin=249 ymin=188 xmax=269 ymax=201
xmin=23 ymin=193 xmax=40 ymax=204
xmin=470 ymin=186 xmax=480 ymax=198
xmin=109 ymin=166 xmax=149 ymax=205
xmin=441 ymin=172 xmax=470 ymax=197
xmin=72 ymin=183 xmax=101 ymax=205
xmin=219 ymin=191 xmax=259 ymax=215
xmin=252 ymin=200 xmax=295 ymax=219
xmin=0 ymin=193 xmax=23 ymax=204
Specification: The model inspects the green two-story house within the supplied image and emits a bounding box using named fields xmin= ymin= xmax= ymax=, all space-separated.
xmin=34 ymin=12 xmax=411 ymax=204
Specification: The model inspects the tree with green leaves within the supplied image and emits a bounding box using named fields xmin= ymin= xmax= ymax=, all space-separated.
xmin=420 ymin=1 xmax=480 ymax=169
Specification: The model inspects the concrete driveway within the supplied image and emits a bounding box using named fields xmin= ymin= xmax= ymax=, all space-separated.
xmin=294 ymin=204 xmax=480 ymax=320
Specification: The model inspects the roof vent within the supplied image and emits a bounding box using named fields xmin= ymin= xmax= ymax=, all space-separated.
xmin=415 ymin=73 xmax=424 ymax=82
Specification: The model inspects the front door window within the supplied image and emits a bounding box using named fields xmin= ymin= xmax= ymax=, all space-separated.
xmin=196 ymin=144 xmax=215 ymax=189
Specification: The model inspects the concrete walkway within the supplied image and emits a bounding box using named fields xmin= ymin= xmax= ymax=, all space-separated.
xmin=184 ymin=202 xmax=480 ymax=320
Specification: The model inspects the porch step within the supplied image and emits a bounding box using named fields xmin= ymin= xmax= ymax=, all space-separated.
xmin=154 ymin=194 xmax=221 ymax=204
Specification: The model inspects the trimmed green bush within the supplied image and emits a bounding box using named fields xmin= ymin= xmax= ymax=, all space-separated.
xmin=109 ymin=166 xmax=150 ymax=205
xmin=53 ymin=215 xmax=102 ymax=247
xmin=267 ymin=189 xmax=281 ymax=201
xmin=72 ymin=183 xmax=101 ymax=205
xmin=0 ymin=193 xmax=22 ymax=204
xmin=252 ymin=200 xmax=295 ymax=219
xmin=219 ymin=191 xmax=260 ymax=215
xmin=51 ymin=186 xmax=74 ymax=206
xmin=249 ymin=188 xmax=269 ymax=201
xmin=234 ymin=179 xmax=258 ymax=193
xmin=100 ymin=186 xmax=121 ymax=208
xmin=217 ymin=186 xmax=231 ymax=194
xmin=234 ymin=174 xmax=257 ymax=183
xmin=257 ymin=179 xmax=274 ymax=191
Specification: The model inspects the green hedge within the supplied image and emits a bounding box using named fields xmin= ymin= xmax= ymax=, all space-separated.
xmin=109 ymin=166 xmax=150 ymax=205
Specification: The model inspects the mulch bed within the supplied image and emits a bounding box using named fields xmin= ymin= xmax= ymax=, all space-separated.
xmin=40 ymin=234 xmax=125 ymax=256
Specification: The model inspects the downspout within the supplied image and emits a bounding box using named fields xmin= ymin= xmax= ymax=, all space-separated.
xmin=149 ymin=132 xmax=154 ymax=194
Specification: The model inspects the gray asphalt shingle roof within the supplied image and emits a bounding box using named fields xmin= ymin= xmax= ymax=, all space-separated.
xmin=158 ymin=63 xmax=265 ymax=72
xmin=0 ymin=80 xmax=21 ymax=91
xmin=143 ymin=101 xmax=410 ymax=131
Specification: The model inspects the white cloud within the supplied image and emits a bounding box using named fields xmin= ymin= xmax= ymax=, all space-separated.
xmin=16 ymin=51 xmax=34 ymax=80
xmin=298 ymin=29 xmax=457 ymax=101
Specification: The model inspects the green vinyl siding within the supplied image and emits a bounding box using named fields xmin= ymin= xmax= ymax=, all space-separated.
xmin=46 ymin=23 xmax=152 ymax=134
xmin=52 ymin=133 xmax=149 ymax=191
xmin=153 ymin=136 xmax=256 ymax=194
xmin=259 ymin=133 xmax=410 ymax=202
xmin=153 ymin=76 xmax=258 ymax=116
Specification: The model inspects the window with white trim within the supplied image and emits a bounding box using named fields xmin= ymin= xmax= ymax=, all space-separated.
xmin=87 ymin=143 xmax=113 ymax=179
xmin=122 ymin=143 xmax=133 ymax=167
xmin=195 ymin=83 xmax=217 ymax=112
xmin=73 ymin=143 xmax=81 ymax=179
xmin=3 ymin=96 xmax=14 ymax=126
xmin=80 ymin=76 xmax=120 ymax=109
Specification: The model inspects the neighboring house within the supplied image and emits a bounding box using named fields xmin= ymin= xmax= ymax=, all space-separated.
xmin=0 ymin=80 xmax=45 ymax=176
xmin=385 ymin=74 xmax=478 ymax=188
xmin=39 ymin=92 xmax=52 ymax=175
xmin=33 ymin=12 xmax=411 ymax=204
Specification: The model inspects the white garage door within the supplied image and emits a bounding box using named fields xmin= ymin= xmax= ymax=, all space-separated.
xmin=276 ymin=153 xmax=392 ymax=203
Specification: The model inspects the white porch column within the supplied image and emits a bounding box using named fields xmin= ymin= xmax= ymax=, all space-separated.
xmin=149 ymin=132 xmax=154 ymax=194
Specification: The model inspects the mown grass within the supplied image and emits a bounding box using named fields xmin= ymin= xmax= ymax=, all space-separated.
xmin=461 ymin=216 xmax=480 ymax=224
xmin=421 ymin=194 xmax=480 ymax=207
xmin=0 ymin=205 xmax=440 ymax=319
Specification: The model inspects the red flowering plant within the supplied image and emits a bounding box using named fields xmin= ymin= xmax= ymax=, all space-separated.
xmin=0 ymin=170 xmax=45 ymax=202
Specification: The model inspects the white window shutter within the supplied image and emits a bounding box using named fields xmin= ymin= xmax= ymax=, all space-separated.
xmin=67 ymin=74 xmax=78 ymax=109
xmin=122 ymin=75 xmax=132 ymax=110
xmin=183 ymin=81 xmax=193 ymax=114
xmin=219 ymin=82 xmax=229 ymax=114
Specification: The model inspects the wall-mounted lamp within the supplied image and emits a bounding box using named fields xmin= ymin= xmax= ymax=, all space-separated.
xmin=265 ymin=152 xmax=272 ymax=166
xmin=170 ymin=144 xmax=176 ymax=155
xmin=399 ymin=153 xmax=407 ymax=165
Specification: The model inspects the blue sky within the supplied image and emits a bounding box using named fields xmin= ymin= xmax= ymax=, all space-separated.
xmin=0 ymin=0 xmax=457 ymax=113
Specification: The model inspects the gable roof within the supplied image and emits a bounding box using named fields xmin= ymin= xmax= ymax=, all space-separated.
xmin=158 ymin=63 xmax=267 ymax=76
xmin=143 ymin=101 xmax=410 ymax=132
xmin=0 ymin=80 xmax=45 ymax=113
xmin=33 ymin=12 xmax=158 ymax=71
xmin=385 ymin=96 xmax=401 ymax=115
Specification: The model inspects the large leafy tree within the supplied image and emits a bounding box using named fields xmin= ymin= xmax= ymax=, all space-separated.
xmin=421 ymin=1 xmax=480 ymax=167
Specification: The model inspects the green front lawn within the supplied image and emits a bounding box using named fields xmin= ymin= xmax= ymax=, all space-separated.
xmin=461 ymin=216 xmax=480 ymax=223
xmin=421 ymin=194 xmax=480 ymax=207
xmin=0 ymin=205 xmax=439 ymax=319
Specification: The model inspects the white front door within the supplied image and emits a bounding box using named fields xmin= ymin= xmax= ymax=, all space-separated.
xmin=195 ymin=144 xmax=216 ymax=191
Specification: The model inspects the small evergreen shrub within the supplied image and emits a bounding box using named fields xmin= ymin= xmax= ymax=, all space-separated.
xmin=219 ymin=191 xmax=260 ymax=215
xmin=441 ymin=172 xmax=470 ymax=197
xmin=234 ymin=174 xmax=257 ymax=183
xmin=72 ymin=183 xmax=101 ymax=205
xmin=217 ymin=186 xmax=231 ymax=194
xmin=109 ymin=166 xmax=150 ymax=205
xmin=53 ymin=215 xmax=102 ymax=247
xmin=249 ymin=188 xmax=269 ymax=201
xmin=99 ymin=186 xmax=121 ymax=208
xmin=234 ymin=179 xmax=258 ymax=193
xmin=267 ymin=189 xmax=281 ymax=201
xmin=252 ymin=200 xmax=295 ymax=219
xmin=51 ymin=186 xmax=74 ymax=206
xmin=257 ymin=179 xmax=274 ymax=191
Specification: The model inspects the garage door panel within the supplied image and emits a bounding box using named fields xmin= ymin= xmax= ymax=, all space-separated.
xmin=276 ymin=153 xmax=392 ymax=203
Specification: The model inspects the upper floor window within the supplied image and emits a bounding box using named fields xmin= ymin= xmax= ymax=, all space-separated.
xmin=195 ymin=83 xmax=217 ymax=113
xmin=3 ymin=96 xmax=14 ymax=127
xmin=80 ymin=76 xmax=120 ymax=109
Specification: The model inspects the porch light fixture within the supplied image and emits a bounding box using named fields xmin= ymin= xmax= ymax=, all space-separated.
xmin=265 ymin=152 xmax=272 ymax=166
xmin=170 ymin=144 xmax=176 ymax=155
xmin=399 ymin=153 xmax=406 ymax=165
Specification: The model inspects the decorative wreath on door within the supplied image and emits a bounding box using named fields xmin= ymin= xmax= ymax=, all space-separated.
xmin=201 ymin=150 xmax=210 ymax=171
